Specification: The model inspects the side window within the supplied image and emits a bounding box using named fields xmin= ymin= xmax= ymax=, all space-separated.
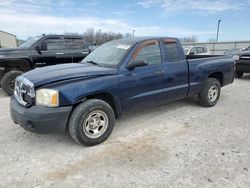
xmin=203 ymin=47 xmax=208 ymax=53
xmin=41 ymin=38 xmax=65 ymax=51
xmin=64 ymin=38 xmax=86 ymax=50
xmin=197 ymin=47 xmax=205 ymax=54
xmin=134 ymin=42 xmax=161 ymax=65
xmin=164 ymin=41 xmax=180 ymax=62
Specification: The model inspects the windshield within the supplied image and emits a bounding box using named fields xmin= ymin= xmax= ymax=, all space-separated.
xmin=82 ymin=40 xmax=133 ymax=67
xmin=19 ymin=37 xmax=41 ymax=49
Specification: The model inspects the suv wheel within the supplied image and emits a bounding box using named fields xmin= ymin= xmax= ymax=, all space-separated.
xmin=68 ymin=99 xmax=115 ymax=146
xmin=235 ymin=71 xmax=244 ymax=78
xmin=198 ymin=78 xmax=221 ymax=107
xmin=1 ymin=70 xmax=23 ymax=96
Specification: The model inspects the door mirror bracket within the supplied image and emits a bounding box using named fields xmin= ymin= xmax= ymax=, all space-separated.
xmin=127 ymin=59 xmax=148 ymax=70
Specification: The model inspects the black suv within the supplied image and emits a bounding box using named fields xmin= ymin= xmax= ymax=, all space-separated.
xmin=0 ymin=35 xmax=90 ymax=95
xmin=234 ymin=46 xmax=250 ymax=78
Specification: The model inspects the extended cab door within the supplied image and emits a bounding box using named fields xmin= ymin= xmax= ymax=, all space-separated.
xmin=161 ymin=39 xmax=189 ymax=101
xmin=118 ymin=40 xmax=166 ymax=110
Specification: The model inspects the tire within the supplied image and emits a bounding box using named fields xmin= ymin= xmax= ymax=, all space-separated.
xmin=1 ymin=70 xmax=23 ymax=96
xmin=235 ymin=71 xmax=244 ymax=78
xmin=68 ymin=99 xmax=115 ymax=146
xmin=198 ymin=78 xmax=221 ymax=107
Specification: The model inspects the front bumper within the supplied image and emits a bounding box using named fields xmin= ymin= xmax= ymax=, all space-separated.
xmin=10 ymin=96 xmax=72 ymax=133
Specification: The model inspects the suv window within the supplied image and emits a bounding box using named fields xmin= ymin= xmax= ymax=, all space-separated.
xmin=164 ymin=41 xmax=180 ymax=62
xmin=64 ymin=37 xmax=86 ymax=50
xmin=134 ymin=42 xmax=161 ymax=65
xmin=41 ymin=38 xmax=65 ymax=51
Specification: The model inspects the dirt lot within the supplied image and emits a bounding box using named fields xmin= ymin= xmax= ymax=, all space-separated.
xmin=0 ymin=76 xmax=250 ymax=188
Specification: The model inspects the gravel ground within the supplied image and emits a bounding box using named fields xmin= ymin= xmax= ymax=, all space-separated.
xmin=0 ymin=76 xmax=250 ymax=188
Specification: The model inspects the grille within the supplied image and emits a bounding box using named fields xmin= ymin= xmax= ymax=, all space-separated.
xmin=14 ymin=76 xmax=35 ymax=107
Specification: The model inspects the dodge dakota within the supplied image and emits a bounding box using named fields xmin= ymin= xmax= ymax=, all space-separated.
xmin=10 ymin=37 xmax=234 ymax=146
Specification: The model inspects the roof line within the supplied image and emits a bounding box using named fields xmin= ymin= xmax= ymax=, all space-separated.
xmin=0 ymin=30 xmax=16 ymax=37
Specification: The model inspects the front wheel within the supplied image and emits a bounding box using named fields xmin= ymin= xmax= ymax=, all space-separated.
xmin=198 ymin=78 xmax=221 ymax=107
xmin=68 ymin=99 xmax=115 ymax=146
xmin=1 ymin=70 xmax=23 ymax=96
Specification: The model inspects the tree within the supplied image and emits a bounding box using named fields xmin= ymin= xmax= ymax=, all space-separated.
xmin=16 ymin=38 xmax=26 ymax=47
xmin=207 ymin=38 xmax=217 ymax=42
xmin=83 ymin=28 xmax=123 ymax=45
xmin=179 ymin=35 xmax=198 ymax=43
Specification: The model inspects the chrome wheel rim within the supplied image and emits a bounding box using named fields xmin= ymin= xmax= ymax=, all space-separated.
xmin=208 ymin=84 xmax=218 ymax=103
xmin=83 ymin=110 xmax=108 ymax=139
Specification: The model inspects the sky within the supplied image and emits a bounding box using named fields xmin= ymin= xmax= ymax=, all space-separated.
xmin=0 ymin=0 xmax=250 ymax=42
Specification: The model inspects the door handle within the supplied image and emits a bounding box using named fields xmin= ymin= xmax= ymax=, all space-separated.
xmin=56 ymin=52 xmax=64 ymax=55
xmin=154 ymin=70 xmax=165 ymax=76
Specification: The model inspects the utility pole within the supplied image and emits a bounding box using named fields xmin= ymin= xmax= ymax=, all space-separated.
xmin=132 ymin=29 xmax=136 ymax=37
xmin=216 ymin=19 xmax=221 ymax=42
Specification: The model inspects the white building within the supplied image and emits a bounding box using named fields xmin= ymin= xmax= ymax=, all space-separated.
xmin=0 ymin=30 xmax=17 ymax=48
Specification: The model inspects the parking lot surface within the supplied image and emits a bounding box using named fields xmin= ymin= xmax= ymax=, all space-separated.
xmin=0 ymin=76 xmax=250 ymax=188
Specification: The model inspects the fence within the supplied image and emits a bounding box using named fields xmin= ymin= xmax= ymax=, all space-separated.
xmin=182 ymin=41 xmax=250 ymax=55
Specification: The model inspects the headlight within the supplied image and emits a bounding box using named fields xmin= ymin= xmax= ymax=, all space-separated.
xmin=233 ymin=55 xmax=240 ymax=61
xmin=36 ymin=89 xmax=59 ymax=107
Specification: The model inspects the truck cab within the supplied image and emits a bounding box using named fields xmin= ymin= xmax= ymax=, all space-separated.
xmin=184 ymin=46 xmax=210 ymax=55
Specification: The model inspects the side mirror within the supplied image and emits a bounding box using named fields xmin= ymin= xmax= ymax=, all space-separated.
xmin=127 ymin=59 xmax=148 ymax=69
xmin=190 ymin=52 xmax=195 ymax=55
xmin=35 ymin=45 xmax=42 ymax=54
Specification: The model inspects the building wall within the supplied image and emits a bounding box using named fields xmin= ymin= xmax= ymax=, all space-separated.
xmin=0 ymin=31 xmax=17 ymax=48
xmin=182 ymin=41 xmax=250 ymax=55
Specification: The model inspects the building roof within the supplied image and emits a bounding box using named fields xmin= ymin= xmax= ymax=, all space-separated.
xmin=0 ymin=30 xmax=16 ymax=37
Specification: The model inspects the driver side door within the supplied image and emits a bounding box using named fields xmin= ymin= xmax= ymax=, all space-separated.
xmin=118 ymin=40 xmax=166 ymax=111
xmin=33 ymin=37 xmax=65 ymax=67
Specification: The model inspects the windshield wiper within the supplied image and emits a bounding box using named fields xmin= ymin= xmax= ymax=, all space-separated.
xmin=85 ymin=61 xmax=102 ymax=67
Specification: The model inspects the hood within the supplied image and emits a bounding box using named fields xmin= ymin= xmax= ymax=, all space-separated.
xmin=22 ymin=63 xmax=117 ymax=87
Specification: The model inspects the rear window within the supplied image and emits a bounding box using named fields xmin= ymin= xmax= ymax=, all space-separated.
xmin=164 ymin=41 xmax=180 ymax=62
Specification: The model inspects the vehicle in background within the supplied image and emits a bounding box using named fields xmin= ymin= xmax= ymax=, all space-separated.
xmin=183 ymin=46 xmax=210 ymax=55
xmin=224 ymin=48 xmax=243 ymax=55
xmin=88 ymin=45 xmax=98 ymax=52
xmin=0 ymin=35 xmax=90 ymax=95
xmin=10 ymin=37 xmax=234 ymax=146
xmin=234 ymin=50 xmax=250 ymax=78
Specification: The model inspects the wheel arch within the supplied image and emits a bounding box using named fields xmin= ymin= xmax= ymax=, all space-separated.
xmin=0 ymin=58 xmax=34 ymax=72
xmin=208 ymin=72 xmax=224 ymax=86
xmin=72 ymin=92 xmax=122 ymax=119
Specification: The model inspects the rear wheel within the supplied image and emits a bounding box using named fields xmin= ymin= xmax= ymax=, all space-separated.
xmin=68 ymin=99 xmax=115 ymax=146
xmin=235 ymin=71 xmax=244 ymax=78
xmin=198 ymin=78 xmax=221 ymax=107
xmin=1 ymin=70 xmax=23 ymax=95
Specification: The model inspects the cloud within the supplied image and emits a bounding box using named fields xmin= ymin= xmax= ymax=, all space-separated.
xmin=0 ymin=10 xmax=131 ymax=38
xmin=133 ymin=26 xmax=217 ymax=38
xmin=0 ymin=0 xmax=217 ymax=40
xmin=137 ymin=0 xmax=247 ymax=12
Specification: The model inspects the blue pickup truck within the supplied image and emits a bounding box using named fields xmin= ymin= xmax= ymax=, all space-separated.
xmin=10 ymin=37 xmax=234 ymax=146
